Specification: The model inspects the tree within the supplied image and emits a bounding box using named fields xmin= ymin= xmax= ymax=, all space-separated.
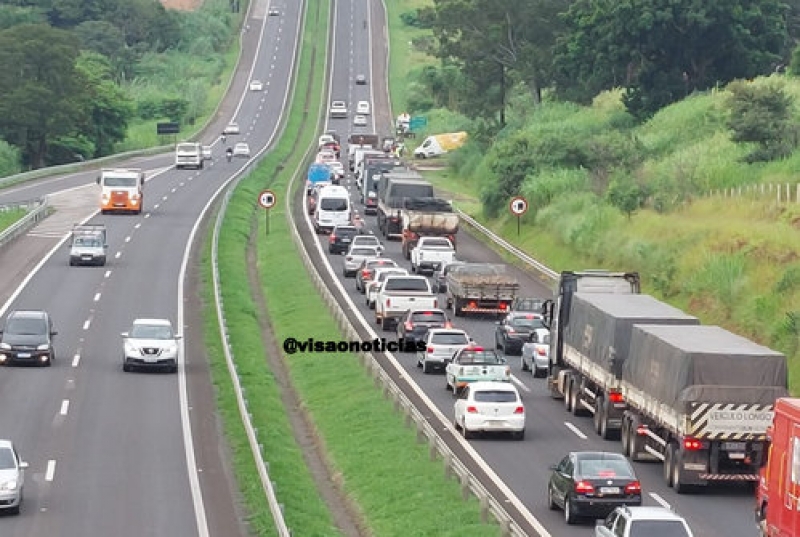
xmin=555 ymin=0 xmax=788 ymax=117
xmin=606 ymin=176 xmax=647 ymax=219
xmin=726 ymin=80 xmax=796 ymax=162
xmin=0 ymin=24 xmax=89 ymax=168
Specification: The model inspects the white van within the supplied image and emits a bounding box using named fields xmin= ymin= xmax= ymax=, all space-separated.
xmin=314 ymin=185 xmax=351 ymax=234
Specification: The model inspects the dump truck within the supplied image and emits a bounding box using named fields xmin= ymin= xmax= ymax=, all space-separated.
xmin=68 ymin=224 xmax=108 ymax=266
xmin=400 ymin=197 xmax=459 ymax=259
xmin=620 ymin=324 xmax=787 ymax=492
xmin=377 ymin=171 xmax=433 ymax=239
xmin=445 ymin=263 xmax=519 ymax=317
xmin=552 ymin=292 xmax=700 ymax=439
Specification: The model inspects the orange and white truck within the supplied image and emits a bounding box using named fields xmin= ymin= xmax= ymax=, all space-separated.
xmin=97 ymin=168 xmax=145 ymax=215
xmin=756 ymin=397 xmax=800 ymax=536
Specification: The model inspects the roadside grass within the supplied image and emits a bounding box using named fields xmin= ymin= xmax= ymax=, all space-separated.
xmin=0 ymin=208 xmax=26 ymax=232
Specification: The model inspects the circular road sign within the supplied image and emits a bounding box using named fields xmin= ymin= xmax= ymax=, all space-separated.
xmin=510 ymin=196 xmax=528 ymax=216
xmin=258 ymin=190 xmax=276 ymax=209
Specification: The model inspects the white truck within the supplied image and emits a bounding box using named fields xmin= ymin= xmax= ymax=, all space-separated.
xmin=68 ymin=224 xmax=108 ymax=266
xmin=375 ymin=275 xmax=438 ymax=331
xmin=410 ymin=237 xmax=455 ymax=275
xmin=175 ymin=142 xmax=203 ymax=170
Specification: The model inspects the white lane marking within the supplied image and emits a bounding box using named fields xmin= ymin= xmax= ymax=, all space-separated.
xmin=93 ymin=292 xmax=101 ymax=302
xmin=71 ymin=354 xmax=80 ymax=368
xmin=510 ymin=375 xmax=531 ymax=393
xmin=153 ymin=204 xmax=160 ymax=210
xmin=171 ymin=187 xmax=177 ymax=193
xmin=45 ymin=460 xmax=56 ymax=482
xmin=115 ymin=251 xmax=121 ymax=259
xmin=650 ymin=492 xmax=671 ymax=508
xmin=565 ymin=421 xmax=588 ymax=439
xmin=125 ymin=236 xmax=131 ymax=243
xmin=179 ymin=182 xmax=185 ymax=187
xmin=60 ymin=400 xmax=69 ymax=416
xmin=82 ymin=318 xmax=91 ymax=330
xmin=162 ymin=195 xmax=168 ymax=201
xmin=135 ymin=223 xmax=142 ymax=229
xmin=104 ymin=270 xmax=111 ymax=278
xmin=145 ymin=213 xmax=151 ymax=218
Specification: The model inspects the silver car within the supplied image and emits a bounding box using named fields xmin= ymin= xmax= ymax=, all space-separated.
xmin=418 ymin=328 xmax=472 ymax=374
xmin=343 ymin=246 xmax=381 ymax=278
xmin=521 ymin=327 xmax=550 ymax=378
xmin=366 ymin=267 xmax=409 ymax=308
xmin=0 ymin=439 xmax=27 ymax=515
xmin=121 ymin=318 xmax=182 ymax=373
xmin=351 ymin=234 xmax=383 ymax=252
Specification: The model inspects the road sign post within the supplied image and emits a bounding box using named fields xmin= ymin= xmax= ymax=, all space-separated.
xmin=509 ymin=196 xmax=528 ymax=236
xmin=258 ymin=190 xmax=277 ymax=235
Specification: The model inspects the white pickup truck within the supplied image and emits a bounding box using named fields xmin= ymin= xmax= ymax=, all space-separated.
xmin=410 ymin=236 xmax=455 ymax=275
xmin=375 ymin=275 xmax=438 ymax=331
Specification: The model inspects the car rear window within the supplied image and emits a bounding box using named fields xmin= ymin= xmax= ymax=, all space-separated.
xmin=458 ymin=350 xmax=504 ymax=365
xmin=431 ymin=333 xmax=470 ymax=345
xmin=422 ymin=238 xmax=452 ymax=248
xmin=350 ymin=247 xmax=377 ymax=256
xmin=367 ymin=260 xmax=397 ymax=269
xmin=577 ymin=458 xmax=634 ymax=478
xmin=411 ymin=311 xmax=446 ymax=323
xmin=384 ymin=278 xmax=429 ymax=291
xmin=473 ymin=390 xmax=518 ymax=403
xmin=334 ymin=228 xmax=358 ymax=237
xmin=629 ymin=521 xmax=690 ymax=537
xmin=5 ymin=317 xmax=46 ymax=335
xmin=511 ymin=316 xmax=545 ymax=329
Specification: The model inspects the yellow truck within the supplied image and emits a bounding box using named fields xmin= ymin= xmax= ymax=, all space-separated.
xmin=413 ymin=131 xmax=467 ymax=159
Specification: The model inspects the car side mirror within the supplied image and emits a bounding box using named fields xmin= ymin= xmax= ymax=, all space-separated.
xmin=120 ymin=332 xmax=129 ymax=338
xmin=51 ymin=330 xmax=58 ymax=336
xmin=19 ymin=461 xmax=28 ymax=469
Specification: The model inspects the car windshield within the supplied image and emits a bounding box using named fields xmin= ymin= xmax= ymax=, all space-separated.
xmin=411 ymin=311 xmax=446 ymax=323
xmin=473 ymin=390 xmax=518 ymax=403
xmin=5 ymin=318 xmax=46 ymax=336
xmin=75 ymin=237 xmax=102 ymax=247
xmin=577 ymin=457 xmax=634 ymax=478
xmin=0 ymin=448 xmax=15 ymax=470
xmin=458 ymin=351 xmax=503 ymax=365
xmin=629 ymin=521 xmax=690 ymax=537
xmin=103 ymin=176 xmax=137 ymax=187
xmin=431 ymin=332 xmax=469 ymax=345
xmin=130 ymin=324 xmax=174 ymax=340
xmin=510 ymin=316 xmax=545 ymax=329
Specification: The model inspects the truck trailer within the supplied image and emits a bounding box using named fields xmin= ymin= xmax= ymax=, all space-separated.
xmin=621 ymin=324 xmax=787 ymax=493
xmin=445 ymin=263 xmax=519 ymax=316
xmin=400 ymin=197 xmax=459 ymax=259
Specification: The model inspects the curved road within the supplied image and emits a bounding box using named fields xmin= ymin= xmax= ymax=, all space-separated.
xmin=0 ymin=0 xmax=303 ymax=534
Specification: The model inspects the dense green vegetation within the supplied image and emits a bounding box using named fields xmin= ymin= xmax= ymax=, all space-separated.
xmin=0 ymin=0 xmax=240 ymax=173
xmin=388 ymin=0 xmax=800 ymax=390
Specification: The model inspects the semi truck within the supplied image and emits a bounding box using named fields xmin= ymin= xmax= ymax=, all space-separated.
xmin=621 ymin=324 xmax=787 ymax=492
xmin=399 ymin=197 xmax=459 ymax=259
xmin=377 ymin=171 xmax=434 ymax=239
xmin=755 ymin=398 xmax=800 ymax=536
xmin=97 ymin=168 xmax=145 ymax=214
xmin=445 ymin=263 xmax=519 ymax=317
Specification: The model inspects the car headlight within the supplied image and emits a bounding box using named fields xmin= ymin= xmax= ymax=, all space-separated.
xmin=36 ymin=343 xmax=50 ymax=351
xmin=124 ymin=343 xmax=140 ymax=357
xmin=0 ymin=343 xmax=10 ymax=350
xmin=0 ymin=479 xmax=18 ymax=491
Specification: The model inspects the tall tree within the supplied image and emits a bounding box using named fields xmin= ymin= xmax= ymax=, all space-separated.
xmin=555 ymin=0 xmax=788 ymax=117
xmin=0 ymin=23 xmax=88 ymax=168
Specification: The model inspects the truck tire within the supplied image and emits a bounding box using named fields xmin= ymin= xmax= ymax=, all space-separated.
xmin=621 ymin=417 xmax=631 ymax=456
xmin=563 ymin=377 xmax=573 ymax=412
xmin=628 ymin=416 xmax=646 ymax=462
xmin=664 ymin=442 xmax=677 ymax=487
xmin=593 ymin=398 xmax=604 ymax=435
xmin=452 ymin=298 xmax=463 ymax=317
xmin=570 ymin=381 xmax=588 ymax=417
xmin=594 ymin=398 xmax=615 ymax=440
xmin=672 ymin=447 xmax=690 ymax=494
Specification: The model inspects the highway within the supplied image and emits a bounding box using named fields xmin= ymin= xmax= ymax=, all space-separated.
xmin=300 ymin=0 xmax=758 ymax=535
xmin=0 ymin=0 xmax=303 ymax=534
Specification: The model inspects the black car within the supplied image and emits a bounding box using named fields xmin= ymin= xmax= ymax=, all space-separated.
xmin=548 ymin=451 xmax=641 ymax=525
xmin=0 ymin=310 xmax=57 ymax=367
xmin=355 ymin=74 xmax=367 ymax=85
xmin=328 ymin=225 xmax=360 ymax=254
xmin=396 ymin=309 xmax=450 ymax=347
xmin=495 ymin=312 xmax=546 ymax=355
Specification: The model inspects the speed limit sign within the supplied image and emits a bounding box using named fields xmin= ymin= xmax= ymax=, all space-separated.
xmin=258 ymin=190 xmax=276 ymax=209
xmin=509 ymin=196 xmax=528 ymax=216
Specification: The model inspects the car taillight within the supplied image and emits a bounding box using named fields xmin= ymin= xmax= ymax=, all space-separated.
xmin=329 ymin=235 xmax=336 ymax=243
xmin=574 ymin=480 xmax=594 ymax=494
xmin=405 ymin=322 xmax=413 ymax=331
xmin=386 ymin=299 xmax=391 ymax=308
xmin=427 ymin=347 xmax=434 ymax=354
xmin=609 ymin=392 xmax=624 ymax=404
xmin=466 ymin=406 xmax=479 ymax=414
xmin=361 ymin=269 xmax=370 ymax=278
xmin=498 ymin=302 xmax=508 ymax=310
xmin=513 ymin=406 xmax=524 ymax=414
xmin=468 ymin=301 xmax=477 ymax=309
xmin=434 ymin=299 xmax=438 ymax=308
xmin=683 ymin=437 xmax=704 ymax=451
xmin=536 ymin=347 xmax=546 ymax=356
xmin=444 ymin=321 xmax=452 ymax=328
xmin=624 ymin=481 xmax=641 ymax=495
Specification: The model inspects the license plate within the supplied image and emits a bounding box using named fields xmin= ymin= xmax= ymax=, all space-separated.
xmin=723 ymin=442 xmax=747 ymax=451
xmin=342 ymin=239 xmax=351 ymax=243
xmin=144 ymin=356 xmax=158 ymax=363
xmin=599 ymin=487 xmax=620 ymax=495
xmin=17 ymin=352 xmax=31 ymax=358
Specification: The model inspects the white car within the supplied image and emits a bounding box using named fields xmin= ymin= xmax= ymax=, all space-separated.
xmin=353 ymin=114 xmax=367 ymax=127
xmin=328 ymin=161 xmax=345 ymax=181
xmin=233 ymin=142 xmax=251 ymax=158
xmin=268 ymin=8 xmax=280 ymax=16
xmin=330 ymin=100 xmax=348 ymax=118
xmin=249 ymin=79 xmax=263 ymax=91
xmin=223 ymin=122 xmax=240 ymax=135
xmin=202 ymin=145 xmax=212 ymax=161
xmin=351 ymin=234 xmax=383 ymax=252
xmin=596 ymin=506 xmax=694 ymax=537
xmin=366 ymin=268 xmax=409 ymax=309
xmin=0 ymin=439 xmax=27 ymax=515
xmin=520 ymin=327 xmax=550 ymax=378
xmin=121 ymin=318 xmax=181 ymax=373
xmin=319 ymin=134 xmax=336 ymax=147
xmin=454 ymin=381 xmax=525 ymax=440
xmin=356 ymin=101 xmax=370 ymax=115
xmin=316 ymin=150 xmax=337 ymax=164
xmin=343 ymin=246 xmax=381 ymax=278
xmin=417 ymin=328 xmax=472 ymax=374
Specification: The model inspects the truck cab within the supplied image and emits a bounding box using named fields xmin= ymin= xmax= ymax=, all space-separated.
xmin=68 ymin=224 xmax=107 ymax=266
xmin=175 ymin=142 xmax=203 ymax=170
xmin=97 ymin=168 xmax=145 ymax=215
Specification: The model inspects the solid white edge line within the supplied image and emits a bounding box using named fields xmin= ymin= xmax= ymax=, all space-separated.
xmin=565 ymin=421 xmax=588 ymax=440
xmin=45 ymin=459 xmax=56 ymax=482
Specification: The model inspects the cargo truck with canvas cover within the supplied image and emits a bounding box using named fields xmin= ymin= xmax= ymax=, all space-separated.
xmin=445 ymin=263 xmax=519 ymax=317
xmin=400 ymin=197 xmax=459 ymax=259
xmin=620 ymin=324 xmax=788 ymax=492
xmin=97 ymin=168 xmax=145 ymax=214
xmin=556 ymin=292 xmax=700 ymax=439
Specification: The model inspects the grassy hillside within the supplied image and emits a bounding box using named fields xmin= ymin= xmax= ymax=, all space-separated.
xmin=385 ymin=1 xmax=800 ymax=392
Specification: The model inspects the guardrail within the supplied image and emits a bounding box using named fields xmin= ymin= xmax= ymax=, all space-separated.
xmin=0 ymin=198 xmax=50 ymax=250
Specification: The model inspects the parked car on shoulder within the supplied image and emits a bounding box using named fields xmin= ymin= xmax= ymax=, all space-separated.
xmin=417 ymin=328 xmax=471 ymax=373
xmin=395 ymin=308 xmax=450 ymax=348
xmin=454 ymin=381 xmax=525 ymax=440
xmin=547 ymin=451 xmax=642 ymax=525
xmin=521 ymin=327 xmax=550 ymax=378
